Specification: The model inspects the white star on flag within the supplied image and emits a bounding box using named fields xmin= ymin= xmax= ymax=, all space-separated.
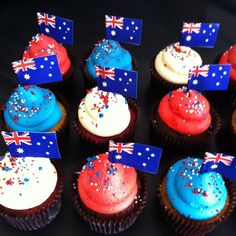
xmin=102 ymin=81 xmax=107 ymax=87
xmin=24 ymin=74 xmax=31 ymax=80
xmin=211 ymin=164 xmax=218 ymax=169
xmin=115 ymin=155 xmax=122 ymax=160
xmin=193 ymin=79 xmax=198 ymax=85
xmin=17 ymin=148 xmax=24 ymax=154
xmin=111 ymin=30 xmax=116 ymax=36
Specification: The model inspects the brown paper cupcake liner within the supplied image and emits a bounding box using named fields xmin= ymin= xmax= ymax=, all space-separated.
xmin=156 ymin=158 xmax=236 ymax=236
xmin=0 ymin=161 xmax=64 ymax=231
xmin=150 ymin=100 xmax=221 ymax=151
xmin=80 ymin=46 xmax=138 ymax=90
xmin=71 ymin=162 xmax=148 ymax=235
xmin=0 ymin=91 xmax=69 ymax=145
xmin=41 ymin=47 xmax=76 ymax=91
xmin=150 ymin=56 xmax=186 ymax=98
xmin=73 ymin=99 xmax=140 ymax=150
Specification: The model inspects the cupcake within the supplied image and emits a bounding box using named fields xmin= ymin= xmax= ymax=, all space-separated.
xmin=74 ymin=86 xmax=139 ymax=148
xmin=219 ymin=44 xmax=236 ymax=103
xmin=0 ymin=152 xmax=63 ymax=230
xmin=80 ymin=39 xmax=137 ymax=89
xmin=150 ymin=42 xmax=202 ymax=97
xmin=151 ymin=87 xmax=221 ymax=151
xmin=0 ymin=85 xmax=69 ymax=137
xmin=23 ymin=34 xmax=75 ymax=87
xmin=157 ymin=157 xmax=236 ymax=236
xmin=72 ymin=153 xmax=147 ymax=234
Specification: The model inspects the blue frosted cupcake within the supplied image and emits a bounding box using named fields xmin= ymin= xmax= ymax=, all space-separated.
xmin=81 ymin=38 xmax=137 ymax=88
xmin=1 ymin=85 xmax=68 ymax=135
xmin=158 ymin=157 xmax=236 ymax=236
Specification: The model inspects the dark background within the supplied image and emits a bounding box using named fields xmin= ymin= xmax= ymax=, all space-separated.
xmin=0 ymin=0 xmax=236 ymax=235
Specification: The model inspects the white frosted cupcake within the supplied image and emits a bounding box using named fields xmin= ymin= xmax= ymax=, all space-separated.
xmin=74 ymin=87 xmax=139 ymax=147
xmin=0 ymin=152 xmax=63 ymax=231
xmin=150 ymin=42 xmax=202 ymax=94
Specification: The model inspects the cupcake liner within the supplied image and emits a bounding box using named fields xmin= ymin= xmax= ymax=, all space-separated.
xmin=150 ymin=100 xmax=221 ymax=151
xmin=0 ymin=161 xmax=64 ymax=231
xmin=0 ymin=91 xmax=69 ymax=145
xmin=150 ymin=56 xmax=185 ymax=98
xmin=73 ymin=99 xmax=140 ymax=150
xmin=157 ymin=158 xmax=236 ymax=236
xmin=72 ymin=162 xmax=148 ymax=235
xmin=80 ymin=47 xmax=138 ymax=90
xmin=41 ymin=47 xmax=76 ymax=91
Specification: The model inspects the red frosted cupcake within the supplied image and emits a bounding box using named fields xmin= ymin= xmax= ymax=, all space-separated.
xmin=219 ymin=44 xmax=236 ymax=102
xmin=72 ymin=153 xmax=147 ymax=234
xmin=151 ymin=87 xmax=221 ymax=151
xmin=23 ymin=34 xmax=75 ymax=88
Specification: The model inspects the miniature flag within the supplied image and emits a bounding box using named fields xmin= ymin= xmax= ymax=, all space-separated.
xmin=96 ymin=66 xmax=138 ymax=99
xmin=12 ymin=55 xmax=63 ymax=86
xmin=109 ymin=141 xmax=162 ymax=174
xmin=105 ymin=15 xmax=143 ymax=45
xmin=180 ymin=22 xmax=219 ymax=48
xmin=37 ymin=12 xmax=73 ymax=45
xmin=1 ymin=131 xmax=61 ymax=159
xmin=200 ymin=152 xmax=236 ymax=180
xmin=188 ymin=64 xmax=231 ymax=91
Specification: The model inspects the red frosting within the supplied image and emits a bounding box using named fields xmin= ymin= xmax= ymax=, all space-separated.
xmin=158 ymin=87 xmax=211 ymax=135
xmin=77 ymin=153 xmax=138 ymax=214
xmin=219 ymin=44 xmax=236 ymax=81
xmin=23 ymin=34 xmax=71 ymax=76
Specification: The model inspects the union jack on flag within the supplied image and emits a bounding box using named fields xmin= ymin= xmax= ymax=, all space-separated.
xmin=12 ymin=59 xmax=36 ymax=74
xmin=105 ymin=15 xmax=143 ymax=45
xmin=1 ymin=131 xmax=61 ymax=159
xmin=109 ymin=141 xmax=162 ymax=174
xmin=2 ymin=131 xmax=32 ymax=146
xmin=109 ymin=141 xmax=134 ymax=154
xmin=37 ymin=13 xmax=56 ymax=28
xmin=180 ymin=22 xmax=220 ymax=48
xmin=182 ymin=23 xmax=201 ymax=34
xmin=188 ymin=64 xmax=230 ymax=91
xmin=37 ymin=12 xmax=73 ymax=45
xmin=201 ymin=152 xmax=236 ymax=181
xmin=12 ymin=55 xmax=62 ymax=86
xmin=105 ymin=15 xmax=124 ymax=30
xmin=95 ymin=66 xmax=115 ymax=80
xmin=204 ymin=152 xmax=234 ymax=166
xmin=96 ymin=66 xmax=138 ymax=99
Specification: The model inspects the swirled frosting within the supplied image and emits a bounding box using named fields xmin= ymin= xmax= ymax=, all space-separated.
xmin=86 ymin=39 xmax=132 ymax=79
xmin=219 ymin=44 xmax=236 ymax=81
xmin=0 ymin=152 xmax=57 ymax=210
xmin=155 ymin=42 xmax=202 ymax=84
xmin=78 ymin=87 xmax=131 ymax=137
xmin=165 ymin=158 xmax=227 ymax=220
xmin=78 ymin=153 xmax=138 ymax=214
xmin=4 ymin=85 xmax=62 ymax=132
xmin=23 ymin=34 xmax=71 ymax=76
xmin=158 ymin=87 xmax=211 ymax=135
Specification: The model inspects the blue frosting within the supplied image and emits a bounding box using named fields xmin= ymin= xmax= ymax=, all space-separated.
xmin=86 ymin=39 xmax=132 ymax=79
xmin=4 ymin=85 xmax=62 ymax=132
xmin=166 ymin=158 xmax=227 ymax=220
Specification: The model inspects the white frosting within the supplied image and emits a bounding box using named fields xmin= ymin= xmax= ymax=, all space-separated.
xmin=0 ymin=152 xmax=57 ymax=210
xmin=155 ymin=42 xmax=202 ymax=84
xmin=78 ymin=87 xmax=131 ymax=137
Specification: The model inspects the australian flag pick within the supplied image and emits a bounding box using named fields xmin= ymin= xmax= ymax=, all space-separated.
xmin=188 ymin=64 xmax=231 ymax=91
xmin=1 ymin=131 xmax=61 ymax=159
xmin=108 ymin=141 xmax=162 ymax=174
xmin=180 ymin=22 xmax=220 ymax=48
xmin=105 ymin=15 xmax=143 ymax=45
xmin=200 ymin=152 xmax=236 ymax=180
xmin=12 ymin=55 xmax=63 ymax=86
xmin=96 ymin=66 xmax=138 ymax=99
xmin=37 ymin=12 xmax=73 ymax=45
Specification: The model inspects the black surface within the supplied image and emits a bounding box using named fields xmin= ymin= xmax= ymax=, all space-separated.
xmin=0 ymin=0 xmax=236 ymax=235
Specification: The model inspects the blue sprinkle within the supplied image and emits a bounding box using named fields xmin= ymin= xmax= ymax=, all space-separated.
xmin=95 ymin=172 xmax=101 ymax=178
xmin=104 ymin=179 xmax=109 ymax=186
xmin=89 ymin=176 xmax=92 ymax=183
xmin=24 ymin=178 xmax=29 ymax=182
xmin=3 ymin=167 xmax=11 ymax=172
xmin=38 ymin=167 xmax=43 ymax=171
xmin=105 ymin=105 xmax=109 ymax=109
xmin=99 ymin=113 xmax=104 ymax=118
xmin=108 ymin=169 xmax=117 ymax=175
